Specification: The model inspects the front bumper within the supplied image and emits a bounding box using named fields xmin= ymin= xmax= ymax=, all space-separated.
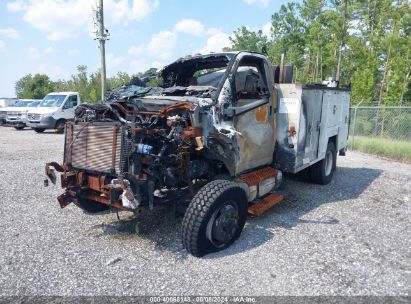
xmin=6 ymin=118 xmax=26 ymax=127
xmin=27 ymin=116 xmax=57 ymax=129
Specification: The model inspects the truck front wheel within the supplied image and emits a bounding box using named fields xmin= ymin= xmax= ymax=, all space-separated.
xmin=182 ymin=180 xmax=248 ymax=257
xmin=309 ymin=141 xmax=336 ymax=185
xmin=55 ymin=119 xmax=66 ymax=134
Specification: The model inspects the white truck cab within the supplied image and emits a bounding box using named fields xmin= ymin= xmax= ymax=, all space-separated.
xmin=27 ymin=92 xmax=81 ymax=133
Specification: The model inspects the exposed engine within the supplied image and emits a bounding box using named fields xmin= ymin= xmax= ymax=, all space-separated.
xmin=59 ymin=98 xmax=219 ymax=212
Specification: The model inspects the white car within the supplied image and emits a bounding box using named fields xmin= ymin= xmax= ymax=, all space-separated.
xmin=5 ymin=99 xmax=41 ymax=130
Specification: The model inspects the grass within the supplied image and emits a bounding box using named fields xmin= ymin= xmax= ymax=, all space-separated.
xmin=349 ymin=136 xmax=411 ymax=163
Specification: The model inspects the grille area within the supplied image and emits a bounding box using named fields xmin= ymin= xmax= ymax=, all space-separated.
xmin=28 ymin=113 xmax=41 ymax=121
xmin=65 ymin=122 xmax=122 ymax=174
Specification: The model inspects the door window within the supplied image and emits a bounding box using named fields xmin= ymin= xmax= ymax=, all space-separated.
xmin=63 ymin=95 xmax=78 ymax=109
xmin=234 ymin=57 xmax=269 ymax=106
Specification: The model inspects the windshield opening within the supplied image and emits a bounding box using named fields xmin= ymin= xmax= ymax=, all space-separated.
xmin=160 ymin=54 xmax=233 ymax=88
xmin=28 ymin=101 xmax=40 ymax=107
xmin=39 ymin=95 xmax=66 ymax=107
xmin=105 ymin=53 xmax=236 ymax=102
xmin=14 ymin=101 xmax=32 ymax=107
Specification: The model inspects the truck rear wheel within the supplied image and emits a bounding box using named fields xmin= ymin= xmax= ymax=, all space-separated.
xmin=182 ymin=180 xmax=248 ymax=257
xmin=309 ymin=141 xmax=336 ymax=185
xmin=33 ymin=128 xmax=45 ymax=133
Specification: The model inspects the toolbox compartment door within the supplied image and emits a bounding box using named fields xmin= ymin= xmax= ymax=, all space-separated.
xmin=302 ymin=89 xmax=323 ymax=161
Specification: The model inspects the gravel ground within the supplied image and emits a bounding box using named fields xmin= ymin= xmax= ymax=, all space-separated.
xmin=0 ymin=126 xmax=409 ymax=296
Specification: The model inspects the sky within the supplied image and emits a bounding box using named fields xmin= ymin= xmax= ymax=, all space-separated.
xmin=0 ymin=0 xmax=292 ymax=97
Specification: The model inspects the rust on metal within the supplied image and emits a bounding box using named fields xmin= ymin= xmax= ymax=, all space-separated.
xmin=159 ymin=102 xmax=194 ymax=115
xmin=180 ymin=126 xmax=202 ymax=140
xmin=57 ymin=190 xmax=78 ymax=209
xmin=88 ymin=175 xmax=102 ymax=192
xmin=255 ymin=104 xmax=268 ymax=123
xmin=239 ymin=166 xmax=278 ymax=186
xmin=247 ymin=193 xmax=284 ymax=216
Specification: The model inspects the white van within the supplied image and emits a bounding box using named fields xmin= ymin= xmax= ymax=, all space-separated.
xmin=5 ymin=99 xmax=41 ymax=129
xmin=26 ymin=92 xmax=81 ymax=133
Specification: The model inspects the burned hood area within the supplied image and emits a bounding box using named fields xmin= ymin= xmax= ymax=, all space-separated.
xmin=57 ymin=53 xmax=239 ymax=213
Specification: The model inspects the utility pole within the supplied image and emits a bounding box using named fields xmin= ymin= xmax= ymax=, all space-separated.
xmin=93 ymin=0 xmax=110 ymax=101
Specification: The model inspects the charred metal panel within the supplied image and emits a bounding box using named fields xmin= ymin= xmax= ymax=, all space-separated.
xmin=234 ymin=101 xmax=274 ymax=174
xmin=301 ymin=89 xmax=323 ymax=160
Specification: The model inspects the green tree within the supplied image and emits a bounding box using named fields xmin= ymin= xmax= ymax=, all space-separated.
xmin=229 ymin=26 xmax=269 ymax=53
xmin=15 ymin=74 xmax=55 ymax=99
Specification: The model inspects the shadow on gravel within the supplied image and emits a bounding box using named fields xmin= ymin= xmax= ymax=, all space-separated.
xmin=205 ymin=166 xmax=383 ymax=258
xmin=85 ymin=166 xmax=382 ymax=259
xmin=86 ymin=206 xmax=190 ymax=259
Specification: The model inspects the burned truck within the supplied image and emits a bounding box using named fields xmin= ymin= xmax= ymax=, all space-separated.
xmin=45 ymin=52 xmax=350 ymax=257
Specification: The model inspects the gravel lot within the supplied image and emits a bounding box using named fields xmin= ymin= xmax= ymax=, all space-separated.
xmin=0 ymin=126 xmax=409 ymax=296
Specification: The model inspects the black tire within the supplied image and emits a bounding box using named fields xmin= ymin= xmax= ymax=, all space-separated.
xmin=309 ymin=141 xmax=336 ymax=185
xmin=55 ymin=119 xmax=66 ymax=134
xmin=182 ymin=180 xmax=248 ymax=257
xmin=14 ymin=126 xmax=25 ymax=130
xmin=33 ymin=128 xmax=45 ymax=133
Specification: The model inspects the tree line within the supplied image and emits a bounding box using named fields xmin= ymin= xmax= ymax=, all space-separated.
xmin=15 ymin=0 xmax=410 ymax=105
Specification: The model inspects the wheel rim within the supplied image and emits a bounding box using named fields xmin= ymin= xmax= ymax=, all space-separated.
xmin=206 ymin=201 xmax=239 ymax=248
xmin=325 ymin=150 xmax=333 ymax=176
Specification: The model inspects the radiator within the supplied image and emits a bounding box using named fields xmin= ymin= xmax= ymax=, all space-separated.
xmin=65 ymin=122 xmax=123 ymax=174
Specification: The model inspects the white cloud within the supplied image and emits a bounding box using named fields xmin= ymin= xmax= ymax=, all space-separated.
xmin=26 ymin=46 xmax=57 ymax=59
xmin=151 ymin=61 xmax=164 ymax=70
xmin=6 ymin=0 xmax=159 ymax=41
xmin=243 ymin=0 xmax=271 ymax=7
xmin=6 ymin=0 xmax=27 ymax=12
xmin=128 ymin=45 xmax=145 ymax=56
xmin=44 ymin=46 xmax=54 ymax=54
xmin=129 ymin=59 xmax=164 ymax=75
xmin=128 ymin=30 xmax=177 ymax=62
xmin=35 ymin=64 xmax=63 ymax=79
xmin=0 ymin=28 xmax=20 ymax=39
xmin=68 ymin=49 xmax=80 ymax=56
xmin=108 ymin=0 xmax=159 ymax=23
xmin=106 ymin=53 xmax=124 ymax=70
xmin=27 ymin=47 xmax=40 ymax=59
xmin=0 ymin=40 xmax=5 ymax=50
xmin=198 ymin=31 xmax=231 ymax=54
xmin=129 ymin=59 xmax=151 ymax=74
xmin=147 ymin=31 xmax=177 ymax=60
xmin=174 ymin=19 xmax=205 ymax=36
xmin=262 ymin=22 xmax=272 ymax=38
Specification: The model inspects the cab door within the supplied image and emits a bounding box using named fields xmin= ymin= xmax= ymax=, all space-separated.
xmin=228 ymin=55 xmax=275 ymax=174
xmin=61 ymin=95 xmax=78 ymax=120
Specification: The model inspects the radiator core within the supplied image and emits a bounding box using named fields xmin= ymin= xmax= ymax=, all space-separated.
xmin=65 ymin=122 xmax=122 ymax=175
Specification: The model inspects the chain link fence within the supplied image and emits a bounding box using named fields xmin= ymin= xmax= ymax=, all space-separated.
xmin=349 ymin=106 xmax=411 ymax=148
